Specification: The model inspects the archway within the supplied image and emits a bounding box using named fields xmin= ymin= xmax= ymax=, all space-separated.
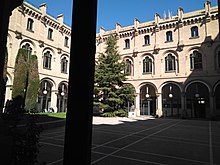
xmin=57 ymin=82 xmax=68 ymax=112
xmin=185 ymin=82 xmax=209 ymax=118
xmin=38 ymin=80 xmax=52 ymax=112
xmin=139 ymin=84 xmax=156 ymax=116
xmin=162 ymin=83 xmax=181 ymax=117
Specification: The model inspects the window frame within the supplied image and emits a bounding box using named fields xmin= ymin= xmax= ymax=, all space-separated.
xmin=165 ymin=54 xmax=176 ymax=72
xmin=61 ymin=57 xmax=68 ymax=74
xmin=27 ymin=18 xmax=34 ymax=32
xmin=43 ymin=51 xmax=52 ymax=69
xmin=166 ymin=31 xmax=173 ymax=42
xmin=143 ymin=56 xmax=152 ymax=74
xmin=190 ymin=50 xmax=203 ymax=70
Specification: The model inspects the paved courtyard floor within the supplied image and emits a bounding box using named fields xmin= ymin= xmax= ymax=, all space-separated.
xmin=38 ymin=117 xmax=220 ymax=165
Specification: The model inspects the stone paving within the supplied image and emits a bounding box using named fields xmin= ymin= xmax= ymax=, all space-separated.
xmin=38 ymin=116 xmax=220 ymax=165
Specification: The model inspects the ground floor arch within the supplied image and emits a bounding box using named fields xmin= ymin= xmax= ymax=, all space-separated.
xmin=133 ymin=79 xmax=219 ymax=119
xmin=139 ymin=83 xmax=157 ymax=116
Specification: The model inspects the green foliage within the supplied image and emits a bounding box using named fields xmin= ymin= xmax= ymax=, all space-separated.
xmin=94 ymin=35 xmax=135 ymax=114
xmin=12 ymin=49 xmax=28 ymax=99
xmin=3 ymin=98 xmax=44 ymax=165
xmin=100 ymin=109 xmax=128 ymax=117
xmin=25 ymin=55 xmax=40 ymax=110
xmin=12 ymin=49 xmax=40 ymax=111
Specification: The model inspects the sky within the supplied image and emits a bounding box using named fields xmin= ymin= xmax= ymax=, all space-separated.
xmin=25 ymin=0 xmax=218 ymax=33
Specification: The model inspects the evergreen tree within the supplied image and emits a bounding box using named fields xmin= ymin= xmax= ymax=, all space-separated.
xmin=12 ymin=48 xmax=40 ymax=111
xmin=25 ymin=55 xmax=40 ymax=110
xmin=94 ymin=35 xmax=135 ymax=113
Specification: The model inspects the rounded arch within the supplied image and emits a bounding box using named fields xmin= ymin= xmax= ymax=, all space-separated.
xmin=213 ymin=80 xmax=220 ymax=92
xmin=60 ymin=53 xmax=70 ymax=59
xmin=138 ymin=82 xmax=158 ymax=94
xmin=158 ymin=81 xmax=183 ymax=93
xmin=162 ymin=50 xmax=178 ymax=58
xmin=141 ymin=53 xmax=154 ymax=59
xmin=42 ymin=47 xmax=55 ymax=55
xmin=184 ymin=80 xmax=211 ymax=93
xmin=40 ymin=77 xmax=56 ymax=89
xmin=20 ymin=39 xmax=36 ymax=49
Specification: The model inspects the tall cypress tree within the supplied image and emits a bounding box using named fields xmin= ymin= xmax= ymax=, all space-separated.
xmin=12 ymin=48 xmax=40 ymax=111
xmin=94 ymin=35 xmax=135 ymax=112
xmin=12 ymin=49 xmax=28 ymax=99
xmin=25 ymin=55 xmax=40 ymax=110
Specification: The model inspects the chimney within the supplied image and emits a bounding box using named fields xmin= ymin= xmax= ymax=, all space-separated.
xmin=100 ymin=27 xmax=105 ymax=37
xmin=177 ymin=7 xmax=184 ymax=21
xmin=57 ymin=14 xmax=64 ymax=24
xmin=154 ymin=13 xmax=160 ymax=26
xmin=204 ymin=0 xmax=211 ymax=16
xmin=134 ymin=18 xmax=140 ymax=31
xmin=39 ymin=3 xmax=47 ymax=14
xmin=116 ymin=22 xmax=121 ymax=34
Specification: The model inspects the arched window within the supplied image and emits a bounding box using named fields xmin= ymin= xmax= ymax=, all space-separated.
xmin=125 ymin=59 xmax=132 ymax=75
xmin=166 ymin=31 xmax=173 ymax=42
xmin=27 ymin=18 xmax=34 ymax=31
xmin=143 ymin=56 xmax=152 ymax=73
xmin=191 ymin=26 xmax=199 ymax=37
xmin=48 ymin=28 xmax=53 ymax=40
xmin=165 ymin=54 xmax=176 ymax=71
xmin=61 ymin=57 xmax=68 ymax=73
xmin=22 ymin=43 xmax=32 ymax=58
xmin=144 ymin=35 xmax=150 ymax=45
xmin=64 ymin=36 xmax=69 ymax=47
xmin=190 ymin=50 xmax=202 ymax=70
xmin=125 ymin=39 xmax=130 ymax=49
xmin=43 ymin=51 xmax=52 ymax=69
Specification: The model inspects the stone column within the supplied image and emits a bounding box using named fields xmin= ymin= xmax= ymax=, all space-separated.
xmin=135 ymin=92 xmax=140 ymax=116
xmin=181 ymin=92 xmax=187 ymax=118
xmin=209 ymin=92 xmax=214 ymax=118
xmin=156 ymin=93 xmax=163 ymax=117
xmin=50 ymin=90 xmax=58 ymax=112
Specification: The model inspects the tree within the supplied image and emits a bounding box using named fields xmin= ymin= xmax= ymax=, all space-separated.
xmin=94 ymin=35 xmax=135 ymax=114
xmin=12 ymin=48 xmax=40 ymax=111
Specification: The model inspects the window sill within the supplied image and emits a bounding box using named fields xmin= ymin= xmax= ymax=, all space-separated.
xmin=26 ymin=29 xmax=34 ymax=33
xmin=164 ymin=40 xmax=173 ymax=43
xmin=189 ymin=36 xmax=199 ymax=39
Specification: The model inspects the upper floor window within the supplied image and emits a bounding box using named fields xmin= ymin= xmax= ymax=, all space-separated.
xmin=125 ymin=39 xmax=130 ymax=49
xmin=64 ymin=36 xmax=69 ymax=47
xmin=27 ymin=18 xmax=34 ymax=31
xmin=48 ymin=28 xmax=53 ymax=40
xmin=190 ymin=50 xmax=202 ymax=70
xmin=125 ymin=59 xmax=132 ymax=75
xmin=61 ymin=57 xmax=68 ymax=74
xmin=166 ymin=31 xmax=173 ymax=42
xmin=217 ymin=51 xmax=220 ymax=69
xmin=43 ymin=51 xmax=52 ymax=69
xmin=191 ymin=26 xmax=199 ymax=38
xmin=144 ymin=35 xmax=150 ymax=45
xmin=165 ymin=54 xmax=176 ymax=71
xmin=143 ymin=56 xmax=152 ymax=73
xmin=22 ymin=43 xmax=32 ymax=58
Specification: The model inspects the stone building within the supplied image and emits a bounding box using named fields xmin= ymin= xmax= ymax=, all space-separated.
xmin=6 ymin=1 xmax=71 ymax=112
xmin=5 ymin=1 xmax=220 ymax=118
xmin=95 ymin=1 xmax=220 ymax=118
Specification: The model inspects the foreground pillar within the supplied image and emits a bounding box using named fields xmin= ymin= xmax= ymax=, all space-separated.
xmin=63 ymin=0 xmax=97 ymax=164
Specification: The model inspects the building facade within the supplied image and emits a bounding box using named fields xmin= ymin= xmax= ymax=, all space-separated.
xmin=95 ymin=1 xmax=220 ymax=118
xmin=5 ymin=1 xmax=220 ymax=118
xmin=6 ymin=2 xmax=71 ymax=112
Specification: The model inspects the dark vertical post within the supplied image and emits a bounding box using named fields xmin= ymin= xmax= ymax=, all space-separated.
xmin=63 ymin=0 xmax=97 ymax=164
xmin=0 ymin=0 xmax=23 ymax=113
xmin=218 ymin=0 xmax=220 ymax=37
